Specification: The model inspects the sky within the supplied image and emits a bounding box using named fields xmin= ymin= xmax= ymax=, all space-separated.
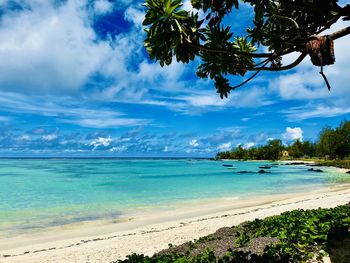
xmin=0 ymin=0 xmax=349 ymax=157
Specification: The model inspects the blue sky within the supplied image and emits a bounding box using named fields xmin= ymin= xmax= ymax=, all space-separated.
xmin=0 ymin=0 xmax=349 ymax=157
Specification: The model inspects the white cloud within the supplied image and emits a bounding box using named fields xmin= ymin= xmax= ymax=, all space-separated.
xmin=110 ymin=146 xmax=127 ymax=152
xmin=189 ymin=139 xmax=199 ymax=147
xmin=130 ymin=84 xmax=275 ymax=116
xmin=282 ymin=127 xmax=303 ymax=142
xmin=182 ymin=0 xmax=194 ymax=11
xmin=181 ymin=94 xmax=228 ymax=107
xmin=218 ymin=142 xmax=232 ymax=151
xmin=229 ymin=86 xmax=274 ymax=108
xmin=0 ymin=0 xmax=112 ymax=93
xmin=124 ymin=6 xmax=144 ymax=27
xmin=176 ymin=86 xmax=273 ymax=111
xmin=69 ymin=117 xmax=149 ymax=129
xmin=182 ymin=0 xmax=205 ymax=19
xmin=94 ymin=0 xmax=113 ymax=15
xmin=0 ymin=0 xmax=7 ymax=7
xmin=284 ymin=104 xmax=350 ymax=121
xmin=0 ymin=0 xmax=279 ymax=117
xmin=17 ymin=134 xmax=31 ymax=141
xmin=0 ymin=116 xmax=9 ymax=122
xmin=270 ymin=71 xmax=327 ymax=100
xmin=0 ymin=91 xmax=150 ymax=128
xmin=90 ymin=136 xmax=112 ymax=150
xmin=42 ymin=134 xmax=57 ymax=141
xmin=242 ymin=142 xmax=255 ymax=149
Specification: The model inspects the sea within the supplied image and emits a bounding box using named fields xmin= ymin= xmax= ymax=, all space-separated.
xmin=0 ymin=158 xmax=349 ymax=237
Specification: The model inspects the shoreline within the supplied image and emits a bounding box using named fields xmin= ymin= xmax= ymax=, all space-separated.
xmin=220 ymin=158 xmax=350 ymax=170
xmin=1 ymin=184 xmax=350 ymax=263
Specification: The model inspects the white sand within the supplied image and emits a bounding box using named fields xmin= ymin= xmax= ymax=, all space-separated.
xmin=1 ymin=185 xmax=349 ymax=263
xmin=336 ymin=167 xmax=350 ymax=173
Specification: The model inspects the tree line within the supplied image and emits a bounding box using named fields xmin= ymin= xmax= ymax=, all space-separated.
xmin=216 ymin=121 xmax=350 ymax=161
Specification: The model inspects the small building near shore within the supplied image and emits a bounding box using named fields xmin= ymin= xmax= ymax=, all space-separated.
xmin=282 ymin=150 xmax=289 ymax=158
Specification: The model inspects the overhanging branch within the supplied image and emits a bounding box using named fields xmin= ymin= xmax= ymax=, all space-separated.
xmin=186 ymin=42 xmax=274 ymax=58
xmin=272 ymin=15 xmax=300 ymax=29
xmin=252 ymin=52 xmax=308 ymax=71
xmin=185 ymin=24 xmax=350 ymax=62
xmin=190 ymin=25 xmax=350 ymax=93
xmin=331 ymin=26 xmax=350 ymax=40
xmin=230 ymin=60 xmax=270 ymax=90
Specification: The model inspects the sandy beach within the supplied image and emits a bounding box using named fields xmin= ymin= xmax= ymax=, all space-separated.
xmin=1 ymin=185 xmax=350 ymax=263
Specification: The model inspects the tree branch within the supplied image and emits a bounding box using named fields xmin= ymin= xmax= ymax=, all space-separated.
xmin=272 ymin=15 xmax=300 ymax=29
xmin=252 ymin=52 xmax=307 ymax=71
xmin=228 ymin=52 xmax=307 ymax=92
xmin=252 ymin=58 xmax=270 ymax=67
xmin=215 ymin=25 xmax=350 ymax=92
xmin=331 ymin=26 xmax=350 ymax=40
xmin=315 ymin=15 xmax=341 ymax=35
xmin=283 ymin=0 xmax=340 ymax=12
xmin=230 ymin=60 xmax=270 ymax=90
xmin=226 ymin=26 xmax=350 ymax=72
xmin=186 ymin=42 xmax=273 ymax=58
xmin=189 ymin=26 xmax=350 ymax=93
xmin=186 ymin=42 xmax=301 ymax=59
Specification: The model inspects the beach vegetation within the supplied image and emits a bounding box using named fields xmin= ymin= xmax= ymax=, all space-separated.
xmin=116 ymin=204 xmax=350 ymax=263
xmin=216 ymin=120 xmax=350 ymax=162
xmin=316 ymin=121 xmax=350 ymax=159
xmin=234 ymin=231 xmax=251 ymax=247
xmin=142 ymin=0 xmax=350 ymax=97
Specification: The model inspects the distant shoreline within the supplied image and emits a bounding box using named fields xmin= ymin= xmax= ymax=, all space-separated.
xmin=218 ymin=158 xmax=350 ymax=170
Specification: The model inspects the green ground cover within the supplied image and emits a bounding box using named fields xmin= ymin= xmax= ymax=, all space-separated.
xmin=116 ymin=204 xmax=350 ymax=263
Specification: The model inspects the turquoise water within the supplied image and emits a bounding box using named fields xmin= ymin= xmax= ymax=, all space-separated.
xmin=0 ymin=159 xmax=349 ymax=236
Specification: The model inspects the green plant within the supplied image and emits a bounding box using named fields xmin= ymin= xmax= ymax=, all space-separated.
xmin=245 ymin=205 xmax=350 ymax=262
xmin=117 ymin=204 xmax=350 ymax=263
xmin=235 ymin=232 xmax=251 ymax=247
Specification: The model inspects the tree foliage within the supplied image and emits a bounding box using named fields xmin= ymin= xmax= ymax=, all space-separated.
xmin=143 ymin=0 xmax=350 ymax=98
xmin=316 ymin=121 xmax=350 ymax=159
xmin=288 ymin=139 xmax=316 ymax=158
xmin=216 ymin=120 xmax=349 ymax=160
xmin=228 ymin=139 xmax=284 ymax=161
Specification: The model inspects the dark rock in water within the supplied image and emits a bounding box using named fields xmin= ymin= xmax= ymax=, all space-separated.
xmin=222 ymin=164 xmax=233 ymax=167
xmin=237 ymin=171 xmax=253 ymax=174
xmin=346 ymin=171 xmax=350 ymax=174
xmin=271 ymin=163 xmax=279 ymax=166
xmin=285 ymin=162 xmax=306 ymax=165
xmin=258 ymin=169 xmax=270 ymax=174
xmin=308 ymin=168 xmax=324 ymax=173
xmin=259 ymin=166 xmax=271 ymax=169
xmin=307 ymin=163 xmax=322 ymax=167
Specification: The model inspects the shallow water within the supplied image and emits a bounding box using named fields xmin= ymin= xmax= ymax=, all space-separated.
xmin=0 ymin=158 xmax=348 ymax=236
